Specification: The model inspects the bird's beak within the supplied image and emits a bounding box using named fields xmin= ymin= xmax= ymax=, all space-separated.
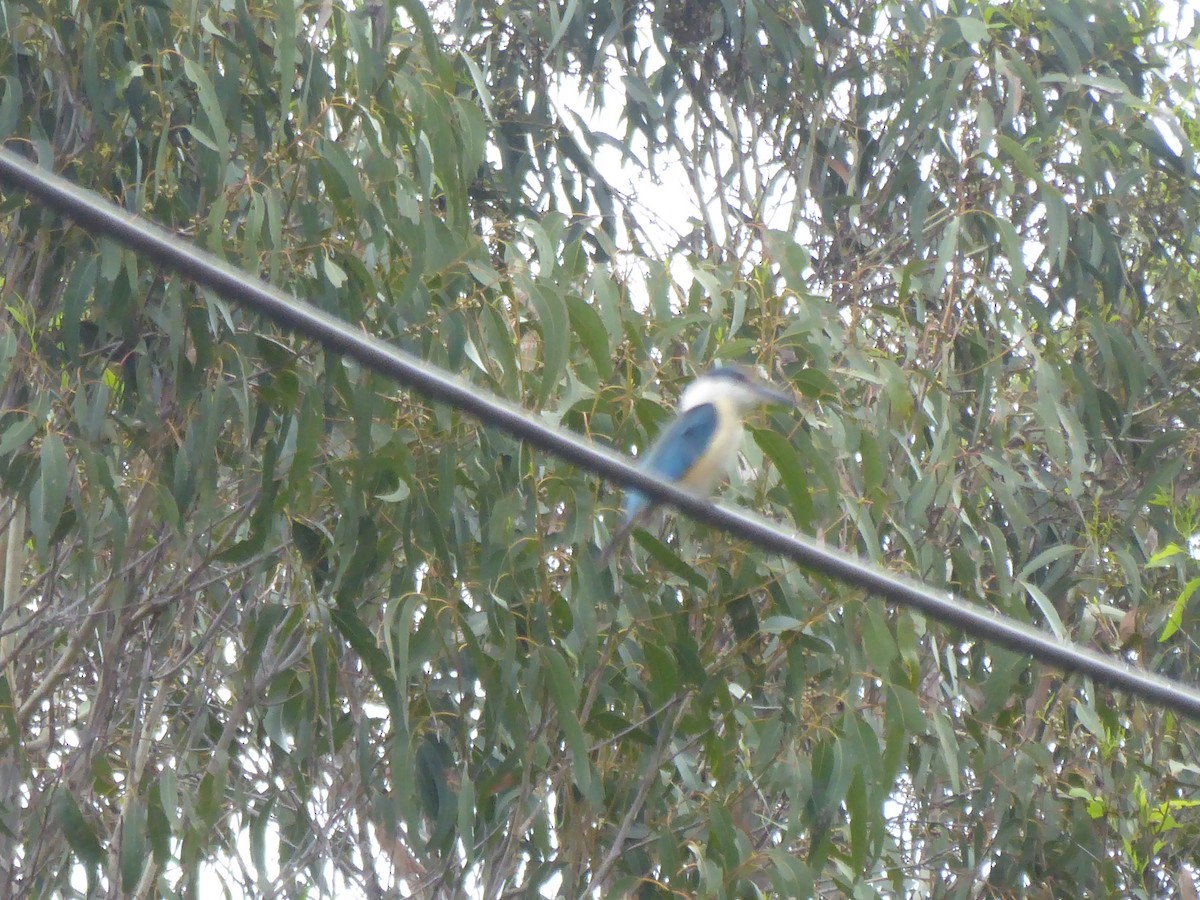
xmin=754 ymin=381 xmax=797 ymax=406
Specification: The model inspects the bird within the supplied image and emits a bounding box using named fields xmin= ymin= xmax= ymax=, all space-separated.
xmin=600 ymin=364 xmax=795 ymax=563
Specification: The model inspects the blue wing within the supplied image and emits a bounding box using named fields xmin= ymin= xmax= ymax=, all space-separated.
xmin=600 ymin=403 xmax=719 ymax=563
xmin=619 ymin=402 xmax=718 ymax=521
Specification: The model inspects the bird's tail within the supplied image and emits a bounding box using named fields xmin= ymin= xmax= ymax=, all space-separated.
xmin=598 ymin=509 xmax=649 ymax=565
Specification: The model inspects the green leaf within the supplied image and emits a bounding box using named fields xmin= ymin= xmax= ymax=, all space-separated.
xmin=1017 ymin=544 xmax=1079 ymax=581
xmin=196 ymin=764 xmax=226 ymax=829
xmin=954 ymin=16 xmax=989 ymax=44
xmin=274 ymin=0 xmax=297 ymax=123
xmin=182 ymin=57 xmax=231 ymax=155
xmin=31 ymin=432 xmax=69 ymax=555
xmin=332 ymin=601 xmax=401 ymax=719
xmin=1040 ymin=183 xmax=1069 ymax=267
xmin=1160 ymin=577 xmax=1200 ymax=643
xmin=643 ymin=641 xmax=681 ymax=705
xmin=1073 ymin=698 xmax=1106 ymax=741
xmin=0 ymin=414 xmax=37 ymax=458
xmin=547 ymin=0 xmax=580 ymax=52
xmin=760 ymin=615 xmax=805 ymax=634
xmin=52 ymin=788 xmax=104 ymax=871
xmin=995 ymin=216 xmax=1025 ymax=294
xmin=250 ymin=796 xmax=275 ymax=883
xmin=61 ymin=257 xmax=97 ymax=361
xmin=768 ymin=850 xmax=814 ymax=896
xmin=542 ymin=647 xmax=600 ymax=807
xmin=120 ymin=795 xmax=148 ymax=890
xmin=457 ymin=772 xmax=477 ymax=854
xmin=318 ymin=137 xmax=371 ymax=218
xmin=980 ymin=648 xmax=1030 ymax=718
xmin=997 ymin=134 xmax=1040 ymax=182
xmin=932 ymin=710 xmax=961 ymax=793
xmin=935 ymin=215 xmax=961 ymax=287
xmin=415 ymin=736 xmax=455 ymax=849
xmin=632 ymin=530 xmax=710 ymax=589
xmin=863 ymin=605 xmax=898 ymax=672
xmin=1020 ymin=579 xmax=1067 ymax=639
xmin=857 ymin=429 xmax=885 ymax=503
xmin=752 ymin=426 xmax=813 ymax=529
xmin=526 ymin=281 xmax=570 ymax=407
xmin=846 ymin=770 xmax=868 ymax=872
xmin=145 ymin=781 xmax=171 ymax=864
xmin=0 ymin=676 xmax=19 ymax=759
xmin=589 ymin=268 xmax=624 ymax=346
xmin=886 ymin=684 xmax=927 ymax=737
xmin=0 ymin=75 xmax=21 ymax=139
xmin=564 ymin=294 xmax=613 ymax=380
xmin=458 ymin=50 xmax=495 ymax=120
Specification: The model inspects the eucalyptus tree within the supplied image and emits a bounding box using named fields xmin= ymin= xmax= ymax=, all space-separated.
xmin=1 ymin=0 xmax=1198 ymax=896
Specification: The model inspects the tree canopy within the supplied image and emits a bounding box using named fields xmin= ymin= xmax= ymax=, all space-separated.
xmin=2 ymin=0 xmax=1200 ymax=896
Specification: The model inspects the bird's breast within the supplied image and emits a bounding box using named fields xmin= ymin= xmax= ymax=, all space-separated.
xmin=679 ymin=408 xmax=743 ymax=493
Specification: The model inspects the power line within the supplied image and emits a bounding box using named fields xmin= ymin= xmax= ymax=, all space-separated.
xmin=2 ymin=144 xmax=1199 ymax=720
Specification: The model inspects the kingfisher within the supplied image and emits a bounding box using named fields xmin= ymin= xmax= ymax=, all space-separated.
xmin=600 ymin=364 xmax=795 ymax=563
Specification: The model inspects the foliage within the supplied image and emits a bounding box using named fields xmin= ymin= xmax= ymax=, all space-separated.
xmin=1 ymin=0 xmax=1200 ymax=896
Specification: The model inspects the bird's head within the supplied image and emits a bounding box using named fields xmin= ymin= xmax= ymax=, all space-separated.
xmin=679 ymin=364 xmax=795 ymax=412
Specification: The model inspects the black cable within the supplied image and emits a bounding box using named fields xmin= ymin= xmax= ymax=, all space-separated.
xmin=3 ymin=145 xmax=1199 ymax=720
